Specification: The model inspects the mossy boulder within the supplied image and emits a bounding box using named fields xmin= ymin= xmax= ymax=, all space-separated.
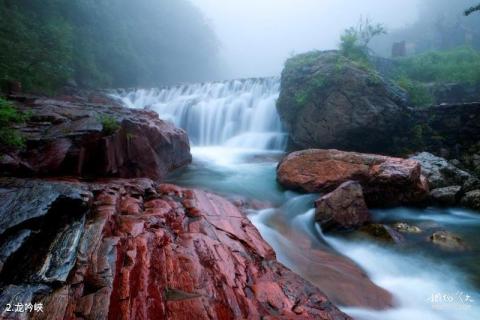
xmin=277 ymin=51 xmax=411 ymax=154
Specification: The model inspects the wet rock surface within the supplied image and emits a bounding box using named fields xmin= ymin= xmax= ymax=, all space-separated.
xmin=392 ymin=222 xmax=422 ymax=234
xmin=429 ymin=230 xmax=469 ymax=251
xmin=263 ymin=210 xmax=393 ymax=310
xmin=359 ymin=224 xmax=405 ymax=244
xmin=0 ymin=95 xmax=192 ymax=180
xmin=411 ymin=152 xmax=480 ymax=209
xmin=0 ymin=178 xmax=350 ymax=320
xmin=277 ymin=149 xmax=429 ymax=206
xmin=410 ymin=152 xmax=476 ymax=190
xmin=315 ymin=181 xmax=370 ymax=231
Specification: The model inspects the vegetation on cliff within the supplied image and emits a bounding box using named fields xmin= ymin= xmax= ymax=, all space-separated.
xmin=392 ymin=47 xmax=480 ymax=107
xmin=0 ymin=98 xmax=27 ymax=150
xmin=0 ymin=0 xmax=219 ymax=93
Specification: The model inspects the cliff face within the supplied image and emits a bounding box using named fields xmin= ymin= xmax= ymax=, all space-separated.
xmin=0 ymin=178 xmax=349 ymax=320
xmin=0 ymin=94 xmax=192 ymax=180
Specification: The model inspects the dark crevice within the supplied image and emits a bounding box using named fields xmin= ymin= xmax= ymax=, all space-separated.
xmin=0 ymin=196 xmax=89 ymax=286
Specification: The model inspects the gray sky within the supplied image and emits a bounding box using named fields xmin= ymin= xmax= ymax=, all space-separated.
xmin=192 ymin=0 xmax=420 ymax=79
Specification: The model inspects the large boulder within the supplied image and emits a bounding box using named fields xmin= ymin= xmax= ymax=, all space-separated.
xmin=0 ymin=178 xmax=350 ymax=320
xmin=277 ymin=51 xmax=411 ymax=153
xmin=315 ymin=181 xmax=370 ymax=231
xmin=277 ymin=149 xmax=429 ymax=206
xmin=0 ymin=95 xmax=192 ymax=180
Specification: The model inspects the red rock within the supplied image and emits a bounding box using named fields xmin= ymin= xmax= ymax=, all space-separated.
xmin=263 ymin=209 xmax=393 ymax=310
xmin=0 ymin=178 xmax=350 ymax=320
xmin=277 ymin=149 xmax=429 ymax=206
xmin=315 ymin=181 xmax=370 ymax=231
xmin=0 ymin=95 xmax=192 ymax=180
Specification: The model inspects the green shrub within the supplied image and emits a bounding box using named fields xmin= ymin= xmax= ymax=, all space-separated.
xmin=395 ymin=76 xmax=434 ymax=108
xmin=0 ymin=98 xmax=27 ymax=149
xmin=340 ymin=17 xmax=386 ymax=67
xmin=393 ymin=47 xmax=480 ymax=85
xmin=99 ymin=114 xmax=120 ymax=135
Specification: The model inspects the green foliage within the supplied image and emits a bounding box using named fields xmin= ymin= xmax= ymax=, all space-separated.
xmin=0 ymin=98 xmax=27 ymax=149
xmin=393 ymin=47 xmax=480 ymax=85
xmin=0 ymin=0 xmax=219 ymax=93
xmin=395 ymin=76 xmax=434 ymax=107
xmin=99 ymin=115 xmax=120 ymax=135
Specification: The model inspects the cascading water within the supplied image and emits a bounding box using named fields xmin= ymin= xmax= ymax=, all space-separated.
xmin=113 ymin=78 xmax=480 ymax=320
xmin=111 ymin=78 xmax=286 ymax=150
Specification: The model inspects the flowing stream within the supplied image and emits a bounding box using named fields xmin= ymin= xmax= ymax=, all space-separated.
xmin=112 ymin=78 xmax=480 ymax=320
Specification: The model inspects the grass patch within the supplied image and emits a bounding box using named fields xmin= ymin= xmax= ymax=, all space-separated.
xmin=0 ymin=98 xmax=28 ymax=149
xmin=99 ymin=114 xmax=120 ymax=135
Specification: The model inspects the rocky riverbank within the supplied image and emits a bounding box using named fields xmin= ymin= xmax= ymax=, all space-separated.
xmin=0 ymin=94 xmax=350 ymax=320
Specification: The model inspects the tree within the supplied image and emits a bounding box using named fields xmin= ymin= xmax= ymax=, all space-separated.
xmin=340 ymin=17 xmax=386 ymax=62
xmin=465 ymin=4 xmax=480 ymax=15
xmin=0 ymin=0 xmax=219 ymax=93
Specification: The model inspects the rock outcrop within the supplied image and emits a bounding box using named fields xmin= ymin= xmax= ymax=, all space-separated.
xmin=277 ymin=149 xmax=429 ymax=206
xmin=429 ymin=230 xmax=469 ymax=251
xmin=315 ymin=181 xmax=370 ymax=231
xmin=411 ymin=152 xmax=480 ymax=209
xmin=0 ymin=95 xmax=192 ymax=180
xmin=277 ymin=51 xmax=480 ymax=165
xmin=0 ymin=178 xmax=350 ymax=320
xmin=276 ymin=51 xmax=411 ymax=154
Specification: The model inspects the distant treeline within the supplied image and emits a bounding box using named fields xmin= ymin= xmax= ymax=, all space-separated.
xmin=0 ymin=0 xmax=219 ymax=93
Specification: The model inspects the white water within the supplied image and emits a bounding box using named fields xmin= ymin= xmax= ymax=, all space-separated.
xmin=111 ymin=78 xmax=286 ymax=150
xmin=116 ymin=78 xmax=480 ymax=320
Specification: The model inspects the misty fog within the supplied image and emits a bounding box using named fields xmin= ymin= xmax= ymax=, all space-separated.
xmin=193 ymin=0 xmax=421 ymax=79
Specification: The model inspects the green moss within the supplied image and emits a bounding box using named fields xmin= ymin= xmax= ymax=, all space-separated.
xmin=295 ymin=90 xmax=309 ymax=106
xmin=0 ymin=98 xmax=28 ymax=149
xmin=284 ymin=51 xmax=322 ymax=70
xmin=99 ymin=114 xmax=120 ymax=135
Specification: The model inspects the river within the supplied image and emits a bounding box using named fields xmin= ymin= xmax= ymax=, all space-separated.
xmin=112 ymin=78 xmax=480 ymax=320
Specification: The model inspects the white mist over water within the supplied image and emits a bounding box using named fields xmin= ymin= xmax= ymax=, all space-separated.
xmin=111 ymin=78 xmax=286 ymax=150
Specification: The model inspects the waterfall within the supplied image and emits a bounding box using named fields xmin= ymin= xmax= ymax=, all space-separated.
xmin=111 ymin=78 xmax=287 ymax=150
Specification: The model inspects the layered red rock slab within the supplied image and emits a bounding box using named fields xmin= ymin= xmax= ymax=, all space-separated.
xmin=277 ymin=149 xmax=429 ymax=206
xmin=315 ymin=181 xmax=370 ymax=231
xmin=0 ymin=95 xmax=191 ymax=180
xmin=0 ymin=179 xmax=350 ymax=320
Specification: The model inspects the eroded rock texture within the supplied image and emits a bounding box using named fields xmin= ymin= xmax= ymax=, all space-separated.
xmin=277 ymin=149 xmax=429 ymax=207
xmin=0 ymin=178 xmax=349 ymax=320
xmin=0 ymin=95 xmax=191 ymax=180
